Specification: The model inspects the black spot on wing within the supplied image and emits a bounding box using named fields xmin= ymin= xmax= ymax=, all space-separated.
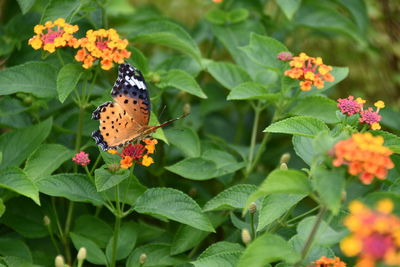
xmin=92 ymin=101 xmax=113 ymax=120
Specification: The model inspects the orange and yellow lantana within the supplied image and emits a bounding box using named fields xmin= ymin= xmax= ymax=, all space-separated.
xmin=28 ymin=18 xmax=79 ymax=53
xmin=340 ymin=199 xmax=400 ymax=267
xmin=310 ymin=256 xmax=346 ymax=267
xmin=332 ymin=132 xmax=394 ymax=184
xmin=284 ymin=52 xmax=334 ymax=91
xmin=75 ymin=28 xmax=131 ymax=70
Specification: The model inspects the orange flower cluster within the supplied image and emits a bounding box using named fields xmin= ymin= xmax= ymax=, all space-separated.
xmin=332 ymin=132 xmax=394 ymax=184
xmin=75 ymin=29 xmax=131 ymax=70
xmin=108 ymin=139 xmax=158 ymax=168
xmin=284 ymin=52 xmax=334 ymax=91
xmin=28 ymin=18 xmax=79 ymax=53
xmin=340 ymin=199 xmax=400 ymax=267
xmin=309 ymin=256 xmax=346 ymax=267
xmin=29 ymin=18 xmax=131 ymax=70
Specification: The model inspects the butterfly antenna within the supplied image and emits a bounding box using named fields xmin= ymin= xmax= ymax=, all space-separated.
xmin=154 ymin=112 xmax=189 ymax=130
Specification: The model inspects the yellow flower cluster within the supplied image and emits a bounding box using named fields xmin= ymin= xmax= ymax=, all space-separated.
xmin=340 ymin=199 xmax=400 ymax=267
xmin=29 ymin=18 xmax=131 ymax=70
xmin=74 ymin=29 xmax=131 ymax=70
xmin=284 ymin=52 xmax=334 ymax=91
xmin=28 ymin=18 xmax=78 ymax=53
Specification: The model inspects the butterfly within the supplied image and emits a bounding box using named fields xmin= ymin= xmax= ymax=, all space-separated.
xmin=92 ymin=63 xmax=187 ymax=150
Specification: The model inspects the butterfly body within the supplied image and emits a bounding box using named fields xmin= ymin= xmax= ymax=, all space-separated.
xmin=92 ymin=63 xmax=186 ymax=150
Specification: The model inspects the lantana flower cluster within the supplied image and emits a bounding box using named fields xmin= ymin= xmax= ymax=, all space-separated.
xmin=75 ymin=29 xmax=131 ymax=70
xmin=283 ymin=52 xmax=334 ymax=91
xmin=337 ymin=96 xmax=385 ymax=130
xmin=72 ymin=151 xmax=90 ymax=166
xmin=340 ymin=199 xmax=400 ymax=267
xmin=332 ymin=132 xmax=394 ymax=184
xmin=309 ymin=256 xmax=346 ymax=267
xmin=28 ymin=18 xmax=79 ymax=53
xmin=108 ymin=139 xmax=158 ymax=169
xmin=28 ymin=18 xmax=130 ymax=70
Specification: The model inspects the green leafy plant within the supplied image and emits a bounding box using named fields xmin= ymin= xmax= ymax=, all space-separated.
xmin=1 ymin=0 xmax=400 ymax=267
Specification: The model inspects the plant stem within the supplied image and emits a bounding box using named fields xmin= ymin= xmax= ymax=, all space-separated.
xmin=294 ymin=206 xmax=327 ymax=267
xmin=246 ymin=105 xmax=261 ymax=174
xmin=250 ymin=212 xmax=256 ymax=239
xmin=46 ymin=224 xmax=61 ymax=254
xmin=111 ymin=185 xmax=121 ymax=267
xmin=286 ymin=205 xmax=320 ymax=225
xmin=63 ymin=201 xmax=74 ymax=264
xmin=90 ymin=153 xmax=102 ymax=175
xmin=75 ymin=106 xmax=85 ymax=153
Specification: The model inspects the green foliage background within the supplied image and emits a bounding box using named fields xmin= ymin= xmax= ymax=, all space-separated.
xmin=0 ymin=0 xmax=400 ymax=267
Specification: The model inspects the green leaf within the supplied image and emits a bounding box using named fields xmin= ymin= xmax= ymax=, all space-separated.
xmin=297 ymin=216 xmax=345 ymax=246
xmin=313 ymin=167 xmax=345 ymax=215
xmin=149 ymin=111 xmax=168 ymax=144
xmin=94 ymin=166 xmax=130 ymax=192
xmin=126 ymin=19 xmax=202 ymax=63
xmin=264 ymin=116 xmax=329 ymax=138
xmin=237 ymin=233 xmax=300 ymax=266
xmin=245 ymin=169 xmax=311 ymax=213
xmin=0 ymin=62 xmax=56 ymax=98
xmin=192 ymin=241 xmax=244 ymax=267
xmin=57 ymin=64 xmax=84 ymax=103
xmin=24 ymin=144 xmax=74 ymax=181
xmin=290 ymin=96 xmax=339 ymax=123
xmin=165 ymin=157 xmax=217 ymax=180
xmin=0 ymin=198 xmax=47 ymax=238
xmin=41 ymin=0 xmax=81 ymax=23
xmin=0 ymin=199 xmax=5 ymax=218
xmin=1 ymin=256 xmax=40 ymax=267
xmin=228 ymin=8 xmax=249 ymax=24
xmin=240 ymin=33 xmax=289 ymax=71
xmin=206 ymin=61 xmax=252 ymax=90
xmin=227 ymin=82 xmax=279 ymax=101
xmin=336 ymin=0 xmax=368 ymax=33
xmin=135 ymin=188 xmax=214 ymax=232
xmin=73 ymin=215 xmax=113 ymax=248
xmin=276 ymin=0 xmax=301 ymax=20
xmin=37 ymin=173 xmax=104 ymax=206
xmin=166 ymin=154 xmax=245 ymax=181
xmin=164 ymin=127 xmax=201 ymax=157
xmin=106 ymin=222 xmax=137 ymax=261
xmin=104 ymin=175 xmax=147 ymax=206
xmin=126 ymin=46 xmax=149 ymax=74
xmin=203 ymin=184 xmax=257 ymax=212
xmin=170 ymin=214 xmax=226 ymax=255
xmin=158 ymin=69 xmax=207 ymax=99
xmin=16 ymin=0 xmax=36 ymax=14
xmin=257 ymin=194 xmax=306 ymax=231
xmin=0 ymin=118 xmax=52 ymax=170
xmin=206 ymin=9 xmax=228 ymax=25
xmin=289 ymin=235 xmax=336 ymax=265
xmin=293 ymin=136 xmax=314 ymax=166
xmin=70 ymin=232 xmax=107 ymax=265
xmin=126 ymin=243 xmax=187 ymax=267
xmin=293 ymin=3 xmax=366 ymax=45
xmin=0 ymin=167 xmax=39 ymax=205
xmin=372 ymin=130 xmax=400 ymax=154
xmin=0 ymin=238 xmax=32 ymax=261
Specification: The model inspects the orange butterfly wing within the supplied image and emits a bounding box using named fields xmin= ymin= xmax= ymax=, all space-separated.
xmin=92 ymin=64 xmax=151 ymax=150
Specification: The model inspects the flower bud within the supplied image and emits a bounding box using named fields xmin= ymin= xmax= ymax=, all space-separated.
xmin=55 ymin=255 xmax=65 ymax=267
xmin=139 ymin=253 xmax=147 ymax=264
xmin=249 ymin=202 xmax=257 ymax=214
xmin=183 ymin=103 xmax=191 ymax=115
xmin=43 ymin=215 xmax=51 ymax=226
xmin=279 ymin=153 xmax=291 ymax=164
xmin=241 ymin=228 xmax=251 ymax=245
xmin=277 ymin=52 xmax=293 ymax=61
xmin=280 ymin=163 xmax=288 ymax=170
xmin=77 ymin=247 xmax=87 ymax=261
xmin=108 ymin=162 xmax=120 ymax=172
